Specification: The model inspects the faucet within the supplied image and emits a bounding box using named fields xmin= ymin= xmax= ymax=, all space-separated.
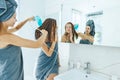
xmin=84 ymin=62 xmax=91 ymax=74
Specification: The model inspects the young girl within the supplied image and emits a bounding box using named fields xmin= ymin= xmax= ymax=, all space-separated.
xmin=61 ymin=22 xmax=78 ymax=43
xmin=35 ymin=18 xmax=59 ymax=80
xmin=78 ymin=20 xmax=95 ymax=45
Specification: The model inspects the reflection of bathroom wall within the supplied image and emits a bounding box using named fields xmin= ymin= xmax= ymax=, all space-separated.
xmin=69 ymin=43 xmax=120 ymax=79
xmin=101 ymin=6 xmax=120 ymax=47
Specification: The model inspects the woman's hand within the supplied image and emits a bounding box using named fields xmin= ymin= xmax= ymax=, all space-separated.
xmin=27 ymin=16 xmax=34 ymax=21
xmin=36 ymin=29 xmax=48 ymax=47
xmin=70 ymin=31 xmax=74 ymax=43
xmin=55 ymin=33 xmax=58 ymax=42
xmin=40 ymin=29 xmax=48 ymax=37
xmin=8 ymin=16 xmax=35 ymax=33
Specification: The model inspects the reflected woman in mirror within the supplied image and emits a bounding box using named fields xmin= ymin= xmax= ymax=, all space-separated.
xmin=0 ymin=0 xmax=47 ymax=79
xmin=78 ymin=20 xmax=95 ymax=45
xmin=61 ymin=22 xmax=78 ymax=43
xmin=35 ymin=18 xmax=59 ymax=80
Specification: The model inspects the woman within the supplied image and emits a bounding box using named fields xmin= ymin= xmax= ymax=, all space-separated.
xmin=0 ymin=0 xmax=47 ymax=80
xmin=78 ymin=20 xmax=95 ymax=45
xmin=35 ymin=18 xmax=59 ymax=80
xmin=61 ymin=22 xmax=78 ymax=43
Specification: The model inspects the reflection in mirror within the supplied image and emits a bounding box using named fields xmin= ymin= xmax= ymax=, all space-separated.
xmin=61 ymin=20 xmax=95 ymax=45
xmin=60 ymin=0 xmax=120 ymax=47
xmin=61 ymin=22 xmax=79 ymax=43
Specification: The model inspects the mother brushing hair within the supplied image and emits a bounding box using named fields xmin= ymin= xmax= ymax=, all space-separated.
xmin=0 ymin=0 xmax=47 ymax=80
xmin=78 ymin=20 xmax=95 ymax=45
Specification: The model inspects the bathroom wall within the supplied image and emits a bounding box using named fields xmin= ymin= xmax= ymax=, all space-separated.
xmin=69 ymin=43 xmax=120 ymax=79
xmin=58 ymin=43 xmax=70 ymax=73
xmin=18 ymin=0 xmax=45 ymax=80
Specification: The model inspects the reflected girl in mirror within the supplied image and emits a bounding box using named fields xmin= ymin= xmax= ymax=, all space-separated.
xmin=35 ymin=18 xmax=59 ymax=80
xmin=78 ymin=20 xmax=95 ymax=45
xmin=61 ymin=22 xmax=78 ymax=43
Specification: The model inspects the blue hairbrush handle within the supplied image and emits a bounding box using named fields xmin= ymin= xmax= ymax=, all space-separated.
xmin=34 ymin=16 xmax=42 ymax=27
xmin=74 ymin=24 xmax=79 ymax=30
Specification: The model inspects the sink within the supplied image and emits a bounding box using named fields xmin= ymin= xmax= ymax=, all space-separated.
xmin=54 ymin=69 xmax=109 ymax=80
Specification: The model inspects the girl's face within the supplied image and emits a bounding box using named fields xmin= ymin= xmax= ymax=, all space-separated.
xmin=5 ymin=13 xmax=17 ymax=27
xmin=65 ymin=24 xmax=72 ymax=33
xmin=85 ymin=26 xmax=91 ymax=34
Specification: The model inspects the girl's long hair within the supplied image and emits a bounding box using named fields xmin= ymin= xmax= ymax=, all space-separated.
xmin=35 ymin=18 xmax=57 ymax=42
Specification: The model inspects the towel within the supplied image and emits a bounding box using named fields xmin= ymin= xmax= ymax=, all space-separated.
xmin=86 ymin=20 xmax=95 ymax=37
xmin=0 ymin=45 xmax=24 ymax=80
xmin=35 ymin=42 xmax=59 ymax=80
xmin=0 ymin=0 xmax=17 ymax=22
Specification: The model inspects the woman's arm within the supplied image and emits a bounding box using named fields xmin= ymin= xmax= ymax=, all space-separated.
xmin=41 ymin=33 xmax=58 ymax=57
xmin=8 ymin=16 xmax=34 ymax=33
xmin=78 ymin=32 xmax=94 ymax=42
xmin=61 ymin=35 xmax=74 ymax=43
xmin=41 ymin=42 xmax=56 ymax=57
xmin=61 ymin=35 xmax=67 ymax=42
xmin=70 ymin=32 xmax=74 ymax=43
xmin=0 ymin=30 xmax=47 ymax=48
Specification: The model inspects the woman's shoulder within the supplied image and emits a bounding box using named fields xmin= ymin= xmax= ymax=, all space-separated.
xmin=0 ymin=33 xmax=18 ymax=41
xmin=0 ymin=33 xmax=11 ymax=41
xmin=0 ymin=33 xmax=14 ymax=36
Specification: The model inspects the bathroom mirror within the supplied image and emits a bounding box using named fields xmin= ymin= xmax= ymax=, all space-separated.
xmin=60 ymin=0 xmax=120 ymax=47
xmin=18 ymin=0 xmax=120 ymax=47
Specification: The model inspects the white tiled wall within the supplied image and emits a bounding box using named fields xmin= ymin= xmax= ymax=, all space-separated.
xmin=69 ymin=43 xmax=120 ymax=80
